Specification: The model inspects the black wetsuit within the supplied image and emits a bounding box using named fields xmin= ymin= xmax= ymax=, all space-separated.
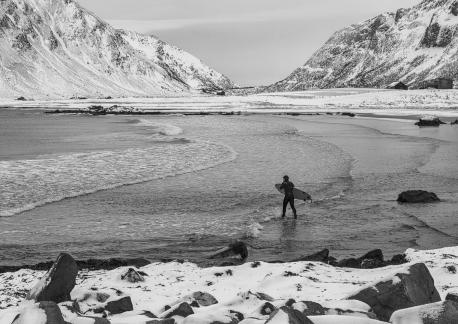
xmin=281 ymin=180 xmax=297 ymax=218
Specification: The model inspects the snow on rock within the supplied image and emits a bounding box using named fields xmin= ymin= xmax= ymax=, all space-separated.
xmin=390 ymin=300 xmax=458 ymax=324
xmin=0 ymin=0 xmax=233 ymax=99
xmin=268 ymin=0 xmax=458 ymax=91
xmin=0 ymin=246 xmax=457 ymax=323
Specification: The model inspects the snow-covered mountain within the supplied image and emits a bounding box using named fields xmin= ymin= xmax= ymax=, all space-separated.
xmin=269 ymin=0 xmax=458 ymax=91
xmin=0 ymin=0 xmax=233 ymax=98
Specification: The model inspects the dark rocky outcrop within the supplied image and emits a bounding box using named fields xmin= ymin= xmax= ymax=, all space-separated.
xmin=189 ymin=291 xmax=218 ymax=307
xmin=105 ymin=296 xmax=134 ymax=314
xmin=208 ymin=241 xmax=248 ymax=261
xmin=451 ymin=119 xmax=458 ymax=125
xmin=348 ymin=263 xmax=441 ymax=321
xmin=390 ymin=300 xmax=458 ymax=323
xmin=397 ymin=190 xmax=440 ymax=203
xmin=15 ymin=96 xmax=27 ymax=101
xmin=446 ymin=293 xmax=458 ymax=302
xmin=265 ymin=306 xmax=314 ymax=324
xmin=162 ymin=302 xmax=194 ymax=319
xmin=291 ymin=249 xmax=332 ymax=263
xmin=337 ymin=249 xmax=385 ymax=269
xmin=295 ymin=301 xmax=326 ymax=316
xmin=415 ymin=117 xmax=446 ymax=127
xmin=27 ymin=253 xmax=78 ymax=303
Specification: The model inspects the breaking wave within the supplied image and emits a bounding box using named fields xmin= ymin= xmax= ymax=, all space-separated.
xmin=0 ymin=140 xmax=237 ymax=217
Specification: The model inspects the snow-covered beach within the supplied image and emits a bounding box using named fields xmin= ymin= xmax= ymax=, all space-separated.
xmin=0 ymin=246 xmax=457 ymax=323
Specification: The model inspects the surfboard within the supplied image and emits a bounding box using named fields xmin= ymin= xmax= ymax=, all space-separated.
xmin=275 ymin=184 xmax=312 ymax=202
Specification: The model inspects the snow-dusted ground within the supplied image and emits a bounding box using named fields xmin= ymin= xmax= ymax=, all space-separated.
xmin=1 ymin=89 xmax=458 ymax=117
xmin=0 ymin=246 xmax=457 ymax=323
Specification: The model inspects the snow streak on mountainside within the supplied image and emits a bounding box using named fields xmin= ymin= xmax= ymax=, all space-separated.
xmin=269 ymin=0 xmax=458 ymax=91
xmin=0 ymin=0 xmax=233 ymax=98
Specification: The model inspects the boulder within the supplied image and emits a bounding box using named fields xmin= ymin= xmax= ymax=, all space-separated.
xmin=209 ymin=241 xmax=248 ymax=261
xmin=415 ymin=117 xmax=446 ymax=127
xmin=120 ymin=268 xmax=145 ymax=283
xmin=260 ymin=302 xmax=276 ymax=315
xmin=390 ymin=300 xmax=458 ymax=324
xmin=162 ymin=302 xmax=194 ymax=319
xmin=16 ymin=96 xmax=27 ymax=101
xmin=292 ymin=301 xmax=325 ymax=316
xmin=265 ymin=306 xmax=314 ymax=324
xmin=347 ymin=263 xmax=441 ymax=321
xmin=27 ymin=253 xmax=78 ymax=303
xmin=446 ymin=292 xmax=458 ymax=302
xmin=190 ymin=292 xmax=218 ymax=307
xmin=105 ymin=296 xmax=133 ymax=314
xmin=291 ymin=249 xmax=331 ymax=263
xmin=397 ymin=190 xmax=440 ymax=203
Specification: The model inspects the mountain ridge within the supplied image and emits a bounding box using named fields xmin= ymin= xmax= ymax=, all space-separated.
xmin=0 ymin=0 xmax=233 ymax=98
xmin=268 ymin=0 xmax=458 ymax=91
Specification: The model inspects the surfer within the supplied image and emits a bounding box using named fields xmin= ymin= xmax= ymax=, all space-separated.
xmin=280 ymin=175 xmax=297 ymax=219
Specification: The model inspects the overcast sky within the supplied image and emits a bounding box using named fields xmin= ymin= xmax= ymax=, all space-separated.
xmin=78 ymin=0 xmax=419 ymax=86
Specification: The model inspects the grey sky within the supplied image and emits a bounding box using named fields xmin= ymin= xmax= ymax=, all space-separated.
xmin=79 ymin=0 xmax=420 ymax=86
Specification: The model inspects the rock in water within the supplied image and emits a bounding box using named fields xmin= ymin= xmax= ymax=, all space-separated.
xmin=415 ymin=117 xmax=446 ymax=127
xmin=27 ymin=253 xmax=78 ymax=303
xmin=347 ymin=263 xmax=441 ymax=321
xmin=265 ymin=306 xmax=314 ymax=324
xmin=390 ymin=300 xmax=458 ymax=323
xmin=208 ymin=241 xmax=248 ymax=261
xmin=397 ymin=191 xmax=440 ymax=203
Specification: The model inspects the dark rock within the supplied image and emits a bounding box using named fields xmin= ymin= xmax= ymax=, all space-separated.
xmin=209 ymin=241 xmax=248 ymax=261
xmin=337 ymin=258 xmax=360 ymax=268
xmin=229 ymin=310 xmax=244 ymax=322
xmin=190 ymin=300 xmax=200 ymax=308
xmin=39 ymin=301 xmax=66 ymax=324
xmin=397 ymin=190 xmax=440 ymax=203
xmin=285 ymin=299 xmax=296 ymax=307
xmin=341 ymin=112 xmax=356 ymax=117
xmin=265 ymin=306 xmax=314 ymax=324
xmin=451 ymin=1 xmax=458 ymax=16
xmin=163 ymin=302 xmax=194 ymax=319
xmin=27 ymin=253 xmax=78 ymax=303
xmin=142 ymin=311 xmax=158 ymax=318
xmin=390 ymin=300 xmax=458 ymax=323
xmin=260 ymin=302 xmax=276 ymax=315
xmin=16 ymin=96 xmax=27 ymax=101
xmin=446 ymin=293 xmax=458 ymax=303
xmin=105 ymin=296 xmax=134 ymax=314
xmin=254 ymin=292 xmax=275 ymax=302
xmin=297 ymin=301 xmax=326 ymax=316
xmin=451 ymin=119 xmax=458 ymax=125
xmin=390 ymin=254 xmax=407 ymax=265
xmin=120 ymin=268 xmax=145 ymax=283
xmin=146 ymin=320 xmax=175 ymax=324
xmin=348 ymin=263 xmax=441 ymax=321
xmin=415 ymin=117 xmax=446 ymax=127
xmin=190 ymin=291 xmax=218 ymax=306
xmin=291 ymin=249 xmax=330 ymax=263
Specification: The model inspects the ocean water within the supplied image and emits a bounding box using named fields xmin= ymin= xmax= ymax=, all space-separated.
xmin=0 ymin=109 xmax=457 ymax=266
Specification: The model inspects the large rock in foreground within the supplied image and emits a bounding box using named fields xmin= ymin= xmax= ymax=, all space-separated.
xmin=390 ymin=300 xmax=458 ymax=324
xmin=397 ymin=191 xmax=440 ymax=203
xmin=347 ymin=263 xmax=441 ymax=321
xmin=27 ymin=253 xmax=78 ymax=303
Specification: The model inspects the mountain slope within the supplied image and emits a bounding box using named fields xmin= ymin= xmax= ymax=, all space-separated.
xmin=269 ymin=0 xmax=458 ymax=91
xmin=0 ymin=0 xmax=233 ymax=98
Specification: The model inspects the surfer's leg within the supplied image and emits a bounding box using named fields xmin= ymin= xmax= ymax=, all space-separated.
xmin=290 ymin=198 xmax=297 ymax=219
xmin=282 ymin=196 xmax=288 ymax=217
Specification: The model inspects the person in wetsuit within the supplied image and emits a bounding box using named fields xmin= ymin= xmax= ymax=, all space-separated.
xmin=280 ymin=175 xmax=297 ymax=219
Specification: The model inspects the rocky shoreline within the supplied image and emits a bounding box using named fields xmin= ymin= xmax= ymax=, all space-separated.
xmin=1 ymin=245 xmax=457 ymax=323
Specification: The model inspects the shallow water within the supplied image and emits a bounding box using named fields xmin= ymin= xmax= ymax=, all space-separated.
xmin=0 ymin=110 xmax=457 ymax=266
